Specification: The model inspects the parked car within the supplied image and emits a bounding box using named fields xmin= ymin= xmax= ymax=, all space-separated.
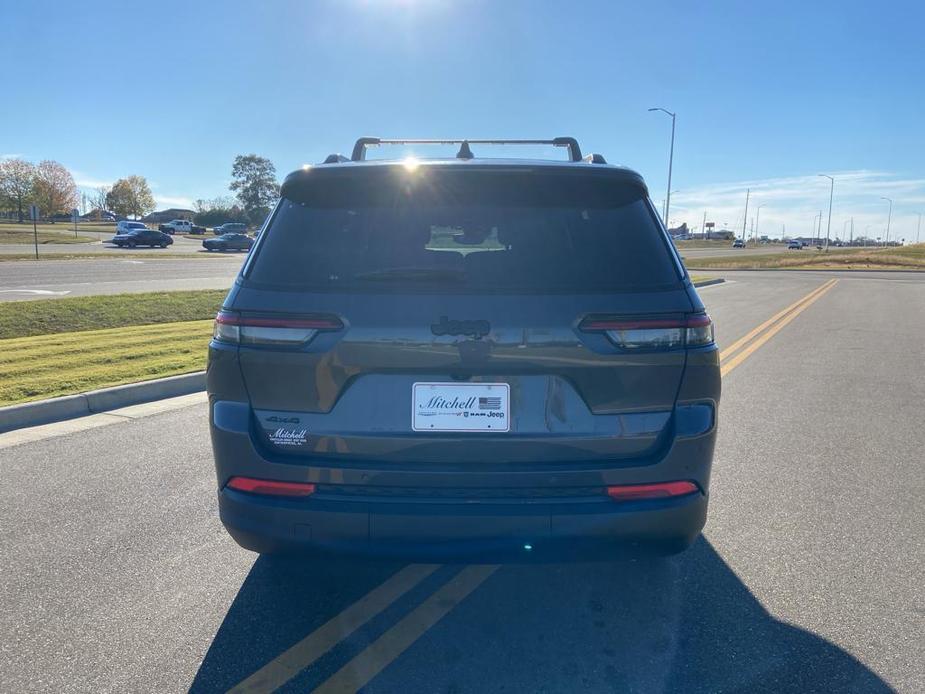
xmin=159 ymin=219 xmax=206 ymax=235
xmin=208 ymin=136 xmax=720 ymax=560
xmin=202 ymin=233 xmax=254 ymax=252
xmin=732 ymin=239 xmax=745 ymax=248
xmin=787 ymin=240 xmax=803 ymax=250
xmin=213 ymin=223 xmax=248 ymax=235
xmin=115 ymin=221 xmax=149 ymax=235
xmin=110 ymin=228 xmax=174 ymax=248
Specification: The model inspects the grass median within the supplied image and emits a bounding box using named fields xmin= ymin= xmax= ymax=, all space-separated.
xmin=0 ymin=225 xmax=98 ymax=244
xmin=0 ymin=290 xmax=226 ymax=405
xmin=685 ymin=244 xmax=925 ymax=271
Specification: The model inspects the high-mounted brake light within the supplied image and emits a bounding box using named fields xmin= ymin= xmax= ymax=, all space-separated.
xmin=213 ymin=311 xmax=343 ymax=345
xmin=606 ymin=480 xmax=699 ymax=501
xmin=580 ymin=314 xmax=713 ymax=350
xmin=226 ymin=476 xmax=317 ymax=497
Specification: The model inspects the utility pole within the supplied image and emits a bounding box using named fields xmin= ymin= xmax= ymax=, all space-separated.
xmin=881 ymin=197 xmax=893 ymax=245
xmin=648 ymin=107 xmax=676 ymax=224
xmin=850 ymin=217 xmax=854 ymax=245
xmin=742 ymin=188 xmax=750 ymax=242
xmin=917 ymin=212 xmax=922 ymax=244
xmin=819 ymin=174 xmax=834 ymax=251
xmin=702 ymin=210 xmax=707 ymax=240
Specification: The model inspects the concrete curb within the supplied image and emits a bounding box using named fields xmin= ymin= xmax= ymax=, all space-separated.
xmin=0 ymin=371 xmax=206 ymax=434
xmin=692 ymin=278 xmax=725 ymax=288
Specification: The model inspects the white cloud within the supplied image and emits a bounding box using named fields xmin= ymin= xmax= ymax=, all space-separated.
xmin=1 ymin=153 xmax=23 ymax=160
xmin=666 ymin=170 xmax=925 ymax=241
xmin=154 ymin=194 xmax=194 ymax=209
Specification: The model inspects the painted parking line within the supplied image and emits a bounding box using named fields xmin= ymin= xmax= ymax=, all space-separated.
xmin=313 ymin=565 xmax=499 ymax=694
xmin=720 ymin=279 xmax=837 ymax=376
xmin=228 ymin=564 xmax=440 ymax=693
xmin=718 ymin=278 xmax=837 ymax=363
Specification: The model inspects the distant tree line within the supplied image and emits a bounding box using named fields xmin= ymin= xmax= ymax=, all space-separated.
xmin=0 ymin=159 xmax=78 ymax=222
xmin=0 ymin=153 xmax=280 ymax=225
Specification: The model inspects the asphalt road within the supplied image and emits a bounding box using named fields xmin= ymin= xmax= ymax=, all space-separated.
xmin=1 ymin=270 xmax=923 ymax=692
xmin=0 ymin=233 xmax=219 ymax=256
xmin=0 ymin=256 xmax=243 ymax=301
xmin=679 ymin=245 xmax=793 ymax=258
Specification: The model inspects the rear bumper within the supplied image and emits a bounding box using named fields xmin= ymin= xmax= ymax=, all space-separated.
xmin=219 ymin=486 xmax=707 ymax=559
xmin=209 ymin=398 xmax=716 ymax=558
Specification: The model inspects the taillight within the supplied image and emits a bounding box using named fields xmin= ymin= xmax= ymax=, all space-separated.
xmin=226 ymin=476 xmax=317 ymax=497
xmin=213 ymin=311 xmax=343 ymax=345
xmin=580 ymin=313 xmax=713 ymax=350
xmin=606 ymin=480 xmax=699 ymax=501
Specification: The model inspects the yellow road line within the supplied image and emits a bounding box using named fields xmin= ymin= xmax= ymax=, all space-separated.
xmin=313 ymin=564 xmax=499 ymax=694
xmin=719 ymin=278 xmax=837 ymax=362
xmin=228 ymin=563 xmax=440 ymax=694
xmin=721 ymin=279 xmax=838 ymax=376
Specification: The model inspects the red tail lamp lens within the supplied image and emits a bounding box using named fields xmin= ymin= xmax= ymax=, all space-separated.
xmin=606 ymin=480 xmax=699 ymax=501
xmin=226 ymin=476 xmax=317 ymax=497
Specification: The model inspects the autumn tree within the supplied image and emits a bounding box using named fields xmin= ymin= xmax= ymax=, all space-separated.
xmin=106 ymin=175 xmax=155 ymax=219
xmin=89 ymin=186 xmax=111 ymax=219
xmin=32 ymin=160 xmax=77 ymax=221
xmin=0 ymin=158 xmax=37 ymax=222
xmin=230 ymin=154 xmax=278 ymax=223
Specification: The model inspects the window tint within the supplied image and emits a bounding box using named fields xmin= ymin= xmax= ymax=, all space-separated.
xmin=247 ymin=168 xmax=680 ymax=292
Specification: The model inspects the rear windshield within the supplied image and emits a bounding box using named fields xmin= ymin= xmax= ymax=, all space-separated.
xmin=245 ymin=167 xmax=681 ymax=292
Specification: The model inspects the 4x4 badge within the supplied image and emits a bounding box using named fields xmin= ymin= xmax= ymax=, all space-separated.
xmin=431 ymin=316 xmax=490 ymax=339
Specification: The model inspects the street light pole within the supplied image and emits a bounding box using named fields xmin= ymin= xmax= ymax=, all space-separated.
xmin=648 ymin=107 xmax=676 ymax=224
xmin=819 ymin=174 xmax=834 ymax=251
xmin=755 ymin=204 xmax=766 ymax=243
xmin=742 ymin=188 xmax=750 ymax=242
xmin=881 ymin=197 xmax=893 ymax=245
xmin=916 ymin=212 xmax=922 ymax=244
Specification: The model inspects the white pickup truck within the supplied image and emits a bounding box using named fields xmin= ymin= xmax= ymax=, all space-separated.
xmin=159 ymin=219 xmax=206 ymax=235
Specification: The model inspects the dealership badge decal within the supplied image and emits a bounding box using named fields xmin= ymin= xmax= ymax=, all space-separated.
xmin=269 ymin=427 xmax=308 ymax=447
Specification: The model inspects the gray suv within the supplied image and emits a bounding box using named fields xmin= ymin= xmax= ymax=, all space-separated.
xmin=208 ymin=137 xmax=720 ymax=559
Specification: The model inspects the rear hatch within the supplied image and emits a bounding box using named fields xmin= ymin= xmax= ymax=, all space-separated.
xmin=225 ymin=163 xmax=695 ymax=464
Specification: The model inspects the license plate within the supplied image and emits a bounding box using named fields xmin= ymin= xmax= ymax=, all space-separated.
xmin=412 ymin=382 xmax=510 ymax=432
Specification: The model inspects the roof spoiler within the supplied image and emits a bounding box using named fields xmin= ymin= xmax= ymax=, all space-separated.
xmin=349 ymin=137 xmax=585 ymax=162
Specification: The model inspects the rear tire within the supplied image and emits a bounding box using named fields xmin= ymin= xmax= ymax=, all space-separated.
xmin=160 ymin=242 xmax=168 ymax=248
xmin=127 ymin=241 xmax=136 ymax=248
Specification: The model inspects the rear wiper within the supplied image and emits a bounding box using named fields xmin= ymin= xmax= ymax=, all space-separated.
xmin=353 ymin=267 xmax=466 ymax=282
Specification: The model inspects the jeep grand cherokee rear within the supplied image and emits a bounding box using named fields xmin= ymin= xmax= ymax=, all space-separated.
xmin=207 ymin=137 xmax=720 ymax=558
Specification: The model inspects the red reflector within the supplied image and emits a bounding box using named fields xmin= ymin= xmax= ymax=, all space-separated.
xmin=226 ymin=476 xmax=317 ymax=497
xmin=606 ymin=480 xmax=699 ymax=501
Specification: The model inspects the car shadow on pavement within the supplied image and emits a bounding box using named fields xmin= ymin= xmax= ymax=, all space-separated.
xmin=190 ymin=538 xmax=890 ymax=693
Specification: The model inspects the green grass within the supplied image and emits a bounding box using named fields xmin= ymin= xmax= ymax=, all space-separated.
xmin=0 ymin=320 xmax=212 ymax=405
xmin=0 ymin=289 xmax=226 ymax=340
xmin=0 ymin=220 xmax=115 ymax=233
xmin=686 ymin=244 xmax=925 ymax=271
xmin=0 ymin=225 xmax=99 ymax=244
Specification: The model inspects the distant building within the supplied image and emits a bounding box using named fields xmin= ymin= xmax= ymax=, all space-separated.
xmin=142 ymin=208 xmax=195 ymax=224
xmin=81 ymin=208 xmax=116 ymax=222
xmin=667 ymin=222 xmax=690 ymax=240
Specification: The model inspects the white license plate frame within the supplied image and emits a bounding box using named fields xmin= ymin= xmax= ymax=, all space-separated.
xmin=412 ymin=382 xmax=510 ymax=432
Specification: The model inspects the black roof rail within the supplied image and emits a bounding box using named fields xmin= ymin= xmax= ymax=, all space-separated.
xmin=322 ymin=153 xmax=349 ymax=164
xmin=583 ymin=153 xmax=607 ymax=164
xmin=350 ymin=137 xmax=584 ymax=162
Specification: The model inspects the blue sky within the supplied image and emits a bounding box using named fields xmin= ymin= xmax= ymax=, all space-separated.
xmin=2 ymin=0 xmax=924 ymax=240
